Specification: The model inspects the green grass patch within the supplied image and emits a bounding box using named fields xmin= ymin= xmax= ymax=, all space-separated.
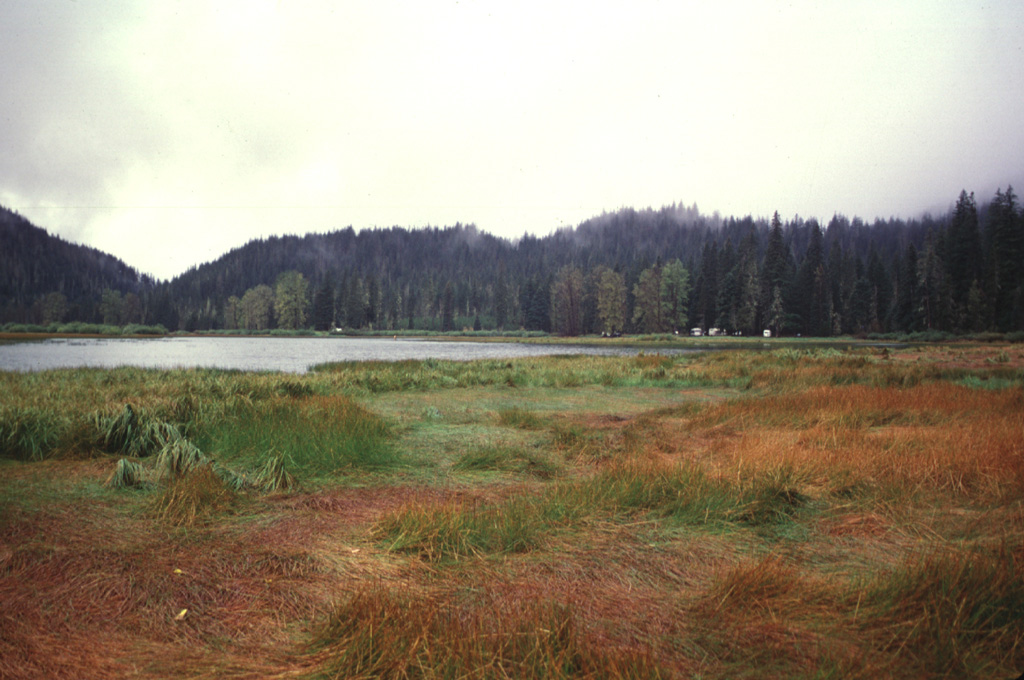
xmin=193 ymin=395 xmax=399 ymax=476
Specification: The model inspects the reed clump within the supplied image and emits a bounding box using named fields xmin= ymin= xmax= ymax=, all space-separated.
xmin=151 ymin=464 xmax=237 ymax=526
xmin=377 ymin=461 xmax=812 ymax=562
xmin=497 ymin=406 xmax=547 ymax=429
xmin=105 ymin=458 xmax=147 ymax=488
xmin=375 ymin=495 xmax=540 ymax=561
xmin=93 ymin=403 xmax=181 ymax=457
xmin=250 ymin=452 xmax=298 ymax=492
xmin=156 ymin=436 xmax=209 ymax=477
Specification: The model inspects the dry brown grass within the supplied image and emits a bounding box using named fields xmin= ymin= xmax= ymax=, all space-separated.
xmin=0 ymin=479 xmax=341 ymax=679
xmin=682 ymin=383 xmax=1024 ymax=502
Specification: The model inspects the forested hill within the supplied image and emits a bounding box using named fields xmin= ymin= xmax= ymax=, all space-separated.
xmin=0 ymin=206 xmax=154 ymax=324
xmin=3 ymin=186 xmax=1023 ymax=336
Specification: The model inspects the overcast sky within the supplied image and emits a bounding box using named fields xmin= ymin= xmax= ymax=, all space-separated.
xmin=2 ymin=1 xmax=1023 ymax=280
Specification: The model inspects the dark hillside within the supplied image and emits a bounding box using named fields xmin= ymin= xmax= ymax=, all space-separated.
xmin=0 ymin=206 xmax=154 ymax=324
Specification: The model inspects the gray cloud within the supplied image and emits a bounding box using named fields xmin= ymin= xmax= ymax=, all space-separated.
xmin=2 ymin=0 xmax=1023 ymax=279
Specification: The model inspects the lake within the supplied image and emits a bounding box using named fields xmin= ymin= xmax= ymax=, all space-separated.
xmin=0 ymin=336 xmax=695 ymax=374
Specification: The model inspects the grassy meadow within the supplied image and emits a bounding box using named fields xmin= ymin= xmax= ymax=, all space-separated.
xmin=1 ymin=343 xmax=1022 ymax=678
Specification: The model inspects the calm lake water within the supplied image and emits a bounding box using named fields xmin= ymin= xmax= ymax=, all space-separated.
xmin=0 ymin=336 xmax=695 ymax=374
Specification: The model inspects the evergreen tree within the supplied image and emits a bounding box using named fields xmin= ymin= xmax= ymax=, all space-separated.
xmin=224 ymin=295 xmax=240 ymax=329
xmin=916 ymin=231 xmax=949 ymax=331
xmin=312 ymin=277 xmax=335 ymax=331
xmin=892 ymin=244 xmax=919 ymax=332
xmin=521 ymin=276 xmax=551 ymax=332
xmin=123 ymin=293 xmax=143 ymax=324
xmin=849 ymin=274 xmax=874 ymax=333
xmin=693 ymin=241 xmax=719 ymax=329
xmin=732 ymin=233 xmax=760 ymax=334
xmin=494 ymin=269 xmax=510 ymax=330
xmin=344 ymin=275 xmax=366 ymax=328
xmin=792 ymin=221 xmax=826 ymax=335
xmin=441 ymin=281 xmax=455 ymax=332
xmin=760 ymin=212 xmax=792 ymax=330
xmin=987 ymin=186 xmax=1023 ymax=331
xmin=368 ymin=276 xmax=385 ymax=329
xmin=946 ymin=190 xmax=982 ymax=328
xmin=715 ymin=239 xmax=738 ymax=330
xmin=866 ymin=245 xmax=890 ymax=332
xmin=39 ymin=292 xmax=68 ymax=324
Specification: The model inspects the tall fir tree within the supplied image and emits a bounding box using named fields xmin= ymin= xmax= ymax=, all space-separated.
xmin=441 ymin=281 xmax=455 ymax=332
xmin=987 ymin=186 xmax=1023 ymax=331
xmin=312 ymin=276 xmax=335 ymax=331
xmin=946 ymin=190 xmax=982 ymax=328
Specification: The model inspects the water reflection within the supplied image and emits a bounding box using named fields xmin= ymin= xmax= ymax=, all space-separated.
xmin=0 ymin=336 xmax=695 ymax=374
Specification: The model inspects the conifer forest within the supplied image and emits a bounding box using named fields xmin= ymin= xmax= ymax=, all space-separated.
xmin=3 ymin=187 xmax=1022 ymax=338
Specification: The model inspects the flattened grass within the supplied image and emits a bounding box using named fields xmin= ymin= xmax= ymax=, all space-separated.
xmin=306 ymin=587 xmax=667 ymax=679
xmin=855 ymin=546 xmax=1024 ymax=677
xmin=375 ymin=461 xmax=813 ymax=562
xmin=453 ymin=443 xmax=560 ymax=478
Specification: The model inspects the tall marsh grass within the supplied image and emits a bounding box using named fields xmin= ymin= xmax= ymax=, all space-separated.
xmin=93 ymin=403 xmax=181 ymax=457
xmin=193 ymin=395 xmax=398 ymax=475
xmin=0 ymin=406 xmax=70 ymax=461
